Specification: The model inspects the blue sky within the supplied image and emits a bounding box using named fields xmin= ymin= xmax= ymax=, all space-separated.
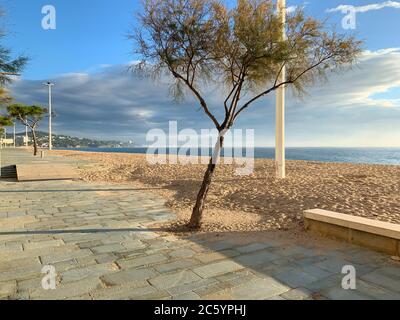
xmin=3 ymin=0 xmax=400 ymax=146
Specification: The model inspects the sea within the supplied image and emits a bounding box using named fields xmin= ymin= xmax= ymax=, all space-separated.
xmin=59 ymin=147 xmax=400 ymax=166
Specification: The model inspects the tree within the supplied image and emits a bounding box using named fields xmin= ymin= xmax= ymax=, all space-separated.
xmin=0 ymin=115 xmax=13 ymax=139
xmin=0 ymin=9 xmax=28 ymax=86
xmin=133 ymin=0 xmax=363 ymax=229
xmin=7 ymin=104 xmax=47 ymax=156
xmin=0 ymin=88 xmax=12 ymax=106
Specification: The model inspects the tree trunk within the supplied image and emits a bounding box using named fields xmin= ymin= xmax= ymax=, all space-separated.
xmin=189 ymin=134 xmax=225 ymax=229
xmin=31 ymin=129 xmax=38 ymax=156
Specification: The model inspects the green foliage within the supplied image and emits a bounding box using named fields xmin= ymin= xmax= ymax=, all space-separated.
xmin=7 ymin=103 xmax=47 ymax=129
xmin=0 ymin=9 xmax=28 ymax=86
xmin=0 ymin=114 xmax=13 ymax=136
xmin=8 ymin=103 xmax=47 ymax=118
xmin=0 ymin=115 xmax=13 ymax=127
xmin=0 ymin=87 xmax=12 ymax=106
xmin=133 ymin=0 xmax=363 ymax=130
xmin=0 ymin=47 xmax=28 ymax=86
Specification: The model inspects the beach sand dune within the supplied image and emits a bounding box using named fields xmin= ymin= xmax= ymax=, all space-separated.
xmin=51 ymin=150 xmax=400 ymax=233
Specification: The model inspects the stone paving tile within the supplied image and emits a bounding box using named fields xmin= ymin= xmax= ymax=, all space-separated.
xmin=292 ymin=255 xmax=328 ymax=267
xmin=0 ymin=265 xmax=43 ymax=283
xmin=0 ymin=244 xmax=80 ymax=261
xmin=51 ymin=259 xmax=81 ymax=272
xmin=281 ymin=287 xmax=313 ymax=300
xmin=314 ymin=257 xmax=356 ymax=273
xmin=101 ymin=268 xmax=157 ymax=287
xmin=229 ymin=277 xmax=290 ymax=300
xmin=116 ymin=253 xmax=169 ymax=269
xmin=193 ymin=260 xmax=244 ymax=278
xmin=140 ymin=290 xmax=172 ymax=300
xmin=235 ymin=251 xmax=280 ymax=267
xmin=16 ymin=277 xmax=43 ymax=293
xmin=279 ymin=246 xmax=317 ymax=259
xmin=23 ymin=239 xmax=64 ymax=251
xmin=215 ymin=269 xmax=254 ymax=283
xmin=236 ymin=243 xmax=274 ymax=253
xmin=267 ymin=295 xmax=287 ymax=300
xmin=91 ymin=244 xmax=125 ymax=254
xmin=30 ymin=277 xmax=103 ymax=300
xmin=342 ymin=250 xmax=388 ymax=266
xmin=0 ymin=256 xmax=41 ymax=272
xmin=94 ymin=253 xmax=119 ymax=264
xmin=149 ymin=270 xmax=202 ymax=290
xmin=271 ymin=266 xmax=323 ymax=288
xmin=355 ymin=279 xmax=400 ymax=300
xmin=60 ymin=263 xmax=119 ymax=283
xmin=194 ymin=250 xmax=239 ymax=264
xmin=91 ymin=283 xmax=159 ymax=300
xmin=40 ymin=249 xmax=93 ymax=265
xmin=320 ymin=287 xmax=372 ymax=300
xmin=193 ymin=282 xmax=226 ymax=298
xmin=299 ymin=265 xmax=333 ymax=280
xmin=361 ymin=270 xmax=400 ymax=293
xmin=0 ymin=281 xmax=17 ymax=298
xmin=77 ymin=240 xmax=103 ymax=249
xmin=172 ymin=292 xmax=201 ymax=300
xmin=167 ymin=278 xmax=219 ymax=296
xmin=218 ymin=272 xmax=260 ymax=289
xmin=374 ymin=266 xmax=400 ymax=279
xmin=121 ymin=240 xmax=146 ymax=251
xmin=0 ymin=243 xmax=23 ymax=253
xmin=154 ymin=259 xmax=200 ymax=273
xmin=202 ymin=241 xmax=236 ymax=252
xmin=169 ymin=248 xmax=197 ymax=259
xmin=303 ymin=274 xmax=343 ymax=293
xmin=65 ymin=294 xmax=93 ymax=300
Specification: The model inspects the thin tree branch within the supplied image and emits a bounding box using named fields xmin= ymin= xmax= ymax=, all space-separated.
xmin=171 ymin=70 xmax=221 ymax=130
xmin=233 ymin=54 xmax=336 ymax=122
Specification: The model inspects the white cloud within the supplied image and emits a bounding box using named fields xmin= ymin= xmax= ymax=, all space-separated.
xmin=8 ymin=48 xmax=400 ymax=146
xmin=302 ymin=48 xmax=400 ymax=109
xmin=327 ymin=1 xmax=400 ymax=13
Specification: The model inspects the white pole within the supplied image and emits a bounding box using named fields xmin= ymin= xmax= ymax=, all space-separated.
xmin=44 ymin=82 xmax=54 ymax=150
xmin=276 ymin=0 xmax=286 ymax=179
xmin=48 ymin=83 xmax=53 ymax=150
xmin=13 ymin=123 xmax=16 ymax=148
xmin=25 ymin=120 xmax=28 ymax=147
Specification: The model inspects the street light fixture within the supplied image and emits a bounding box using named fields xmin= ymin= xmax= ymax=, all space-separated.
xmin=43 ymin=82 xmax=55 ymax=150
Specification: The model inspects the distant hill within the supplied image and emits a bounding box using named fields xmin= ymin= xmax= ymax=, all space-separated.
xmin=6 ymin=131 xmax=133 ymax=148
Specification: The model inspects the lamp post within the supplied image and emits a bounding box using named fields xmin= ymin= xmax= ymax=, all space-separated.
xmin=25 ymin=120 xmax=28 ymax=147
xmin=276 ymin=0 xmax=286 ymax=179
xmin=44 ymin=82 xmax=54 ymax=150
xmin=13 ymin=123 xmax=16 ymax=148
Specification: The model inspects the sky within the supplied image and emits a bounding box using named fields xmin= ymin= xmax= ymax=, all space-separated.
xmin=1 ymin=0 xmax=400 ymax=147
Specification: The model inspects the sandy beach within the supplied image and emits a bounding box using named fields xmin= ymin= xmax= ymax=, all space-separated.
xmin=50 ymin=150 xmax=400 ymax=233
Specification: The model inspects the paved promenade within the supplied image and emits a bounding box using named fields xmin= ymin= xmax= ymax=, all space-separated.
xmin=1 ymin=148 xmax=400 ymax=300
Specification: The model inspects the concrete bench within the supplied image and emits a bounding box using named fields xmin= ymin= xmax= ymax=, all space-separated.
xmin=304 ymin=209 xmax=400 ymax=256
xmin=16 ymin=164 xmax=79 ymax=182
